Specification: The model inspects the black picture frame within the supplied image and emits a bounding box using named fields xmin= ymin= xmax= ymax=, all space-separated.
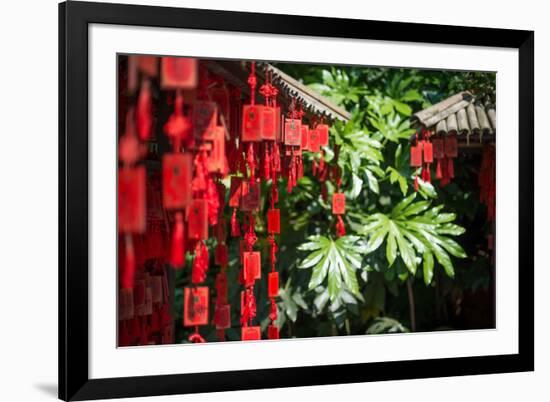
xmin=59 ymin=1 xmax=534 ymax=400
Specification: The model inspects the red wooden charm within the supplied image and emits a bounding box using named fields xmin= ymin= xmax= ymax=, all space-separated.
xmin=261 ymin=107 xmax=277 ymax=140
xmin=423 ymin=141 xmax=434 ymax=163
xmin=284 ymin=118 xmax=301 ymax=146
xmin=316 ymin=124 xmax=329 ymax=147
xmin=301 ymin=125 xmax=309 ymax=151
xmin=183 ymin=286 xmax=209 ymax=327
xmin=267 ymin=208 xmax=280 ymax=234
xmin=187 ymin=199 xmax=208 ymax=240
xmin=267 ymin=325 xmax=279 ymax=340
xmin=243 ymin=251 xmax=261 ymax=286
xmin=229 ymin=177 xmax=243 ymax=207
xmin=308 ymin=127 xmax=321 ymax=152
xmin=162 ymin=153 xmax=193 ymax=210
xmin=160 ymin=57 xmax=198 ymax=89
xmin=444 ymin=135 xmax=458 ymax=158
xmin=214 ymin=304 xmax=231 ymax=329
xmin=240 ymin=180 xmax=261 ymax=211
xmin=268 ymin=272 xmax=279 ymax=298
xmin=332 ymin=193 xmax=346 ymax=215
xmin=241 ymin=326 xmax=261 ymax=341
xmin=410 ymin=143 xmax=423 ymax=167
xmin=207 ymin=126 xmax=226 ymax=173
xmin=119 ymin=167 xmax=146 ymax=233
xmin=242 ymin=105 xmax=263 ymax=142
xmin=433 ymin=138 xmax=445 ymax=159
xmin=193 ymin=101 xmax=218 ymax=140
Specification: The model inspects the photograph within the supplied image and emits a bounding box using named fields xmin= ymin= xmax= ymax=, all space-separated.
xmin=117 ymin=55 xmax=496 ymax=346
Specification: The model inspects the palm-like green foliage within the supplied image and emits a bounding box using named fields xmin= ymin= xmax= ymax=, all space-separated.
xmin=359 ymin=193 xmax=466 ymax=285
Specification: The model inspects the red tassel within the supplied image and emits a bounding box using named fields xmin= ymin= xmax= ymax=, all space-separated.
xmin=240 ymin=287 xmax=257 ymax=326
xmin=269 ymin=298 xmax=278 ymax=321
xmin=448 ymin=157 xmax=454 ymax=179
xmin=189 ymin=329 xmax=206 ymax=343
xmin=312 ymin=159 xmax=318 ymax=176
xmin=169 ymin=212 xmax=185 ymax=268
xmin=414 ymin=175 xmax=419 ymax=192
xmin=247 ymin=143 xmax=256 ymax=181
xmin=263 ymin=143 xmax=271 ymax=179
xmin=231 ymin=208 xmax=240 ymax=237
xmin=122 ymin=234 xmax=135 ymax=289
xmin=336 ymin=215 xmax=346 ymax=237
xmin=216 ymin=329 xmax=226 ymax=342
xmin=206 ymin=177 xmax=219 ymax=226
xmin=425 ymin=164 xmax=431 ymax=183
xmin=192 ymin=241 xmax=209 ymax=284
xmin=436 ymin=159 xmax=442 ymax=179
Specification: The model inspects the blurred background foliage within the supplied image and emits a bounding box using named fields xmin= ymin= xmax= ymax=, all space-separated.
xmin=175 ymin=64 xmax=496 ymax=341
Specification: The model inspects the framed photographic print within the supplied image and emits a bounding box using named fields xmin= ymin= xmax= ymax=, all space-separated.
xmin=59 ymin=1 xmax=534 ymax=400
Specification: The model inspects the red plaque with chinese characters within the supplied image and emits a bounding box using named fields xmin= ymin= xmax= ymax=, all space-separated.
xmin=240 ymin=180 xmax=261 ymax=211
xmin=284 ymin=118 xmax=301 ymax=146
xmin=229 ymin=177 xmax=243 ymax=207
xmin=162 ymin=153 xmax=193 ymax=210
xmin=241 ymin=326 xmax=261 ymax=341
xmin=183 ymin=286 xmax=209 ymax=327
xmin=268 ymin=325 xmax=280 ymax=340
xmin=215 ymin=304 xmax=231 ymax=329
xmin=268 ymin=272 xmax=279 ymax=298
xmin=410 ymin=143 xmax=423 ymax=167
xmin=332 ymin=193 xmax=346 ymax=215
xmin=300 ymin=125 xmax=309 ymax=151
xmin=187 ymin=199 xmax=208 ymax=240
xmin=193 ymin=101 xmax=218 ymax=140
xmin=423 ymin=141 xmax=433 ymax=163
xmin=160 ymin=57 xmax=198 ymax=89
xmin=433 ymin=138 xmax=445 ymax=159
xmin=308 ymin=127 xmax=321 ymax=152
xmin=316 ymin=124 xmax=329 ymax=147
xmin=118 ymin=166 xmax=146 ymax=233
xmin=243 ymin=251 xmax=261 ymax=286
xmin=242 ymin=105 xmax=263 ymax=142
xmin=261 ymin=107 xmax=277 ymax=140
xmin=444 ymin=135 xmax=458 ymax=158
xmin=267 ymin=208 xmax=280 ymax=234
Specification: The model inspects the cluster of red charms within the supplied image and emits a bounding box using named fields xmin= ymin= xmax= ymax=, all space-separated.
xmin=411 ymin=128 xmax=458 ymax=189
xmin=117 ymin=57 xmax=332 ymax=345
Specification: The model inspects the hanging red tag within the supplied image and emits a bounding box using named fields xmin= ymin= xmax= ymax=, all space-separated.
xmin=160 ymin=57 xmax=198 ymax=89
xmin=444 ymin=135 xmax=458 ymax=158
xmin=267 ymin=208 xmax=280 ymax=234
xmin=162 ymin=153 xmax=193 ymax=210
xmin=284 ymin=118 xmax=301 ymax=146
xmin=243 ymin=251 xmax=261 ymax=286
xmin=207 ymin=126 xmax=226 ymax=173
xmin=229 ymin=177 xmax=243 ymax=207
xmin=267 ymin=325 xmax=279 ymax=340
xmin=187 ymin=199 xmax=209 ymax=240
xmin=316 ymin=124 xmax=329 ymax=147
xmin=433 ymin=138 xmax=445 ymax=159
xmin=193 ymin=101 xmax=218 ymax=140
xmin=118 ymin=167 xmax=146 ymax=233
xmin=215 ymin=304 xmax=231 ymax=329
xmin=261 ymin=107 xmax=277 ymax=140
xmin=410 ymin=143 xmax=423 ymax=167
xmin=241 ymin=326 xmax=261 ymax=341
xmin=268 ymin=272 xmax=279 ymax=298
xmin=215 ymin=243 xmax=229 ymax=267
xmin=301 ymin=125 xmax=310 ymax=151
xmin=423 ymin=141 xmax=433 ymax=163
xmin=309 ymin=128 xmax=321 ymax=152
xmin=332 ymin=193 xmax=346 ymax=215
xmin=240 ymin=180 xmax=261 ymax=211
xmin=242 ymin=105 xmax=263 ymax=142
xmin=183 ymin=286 xmax=209 ymax=326
xmin=138 ymin=56 xmax=158 ymax=77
